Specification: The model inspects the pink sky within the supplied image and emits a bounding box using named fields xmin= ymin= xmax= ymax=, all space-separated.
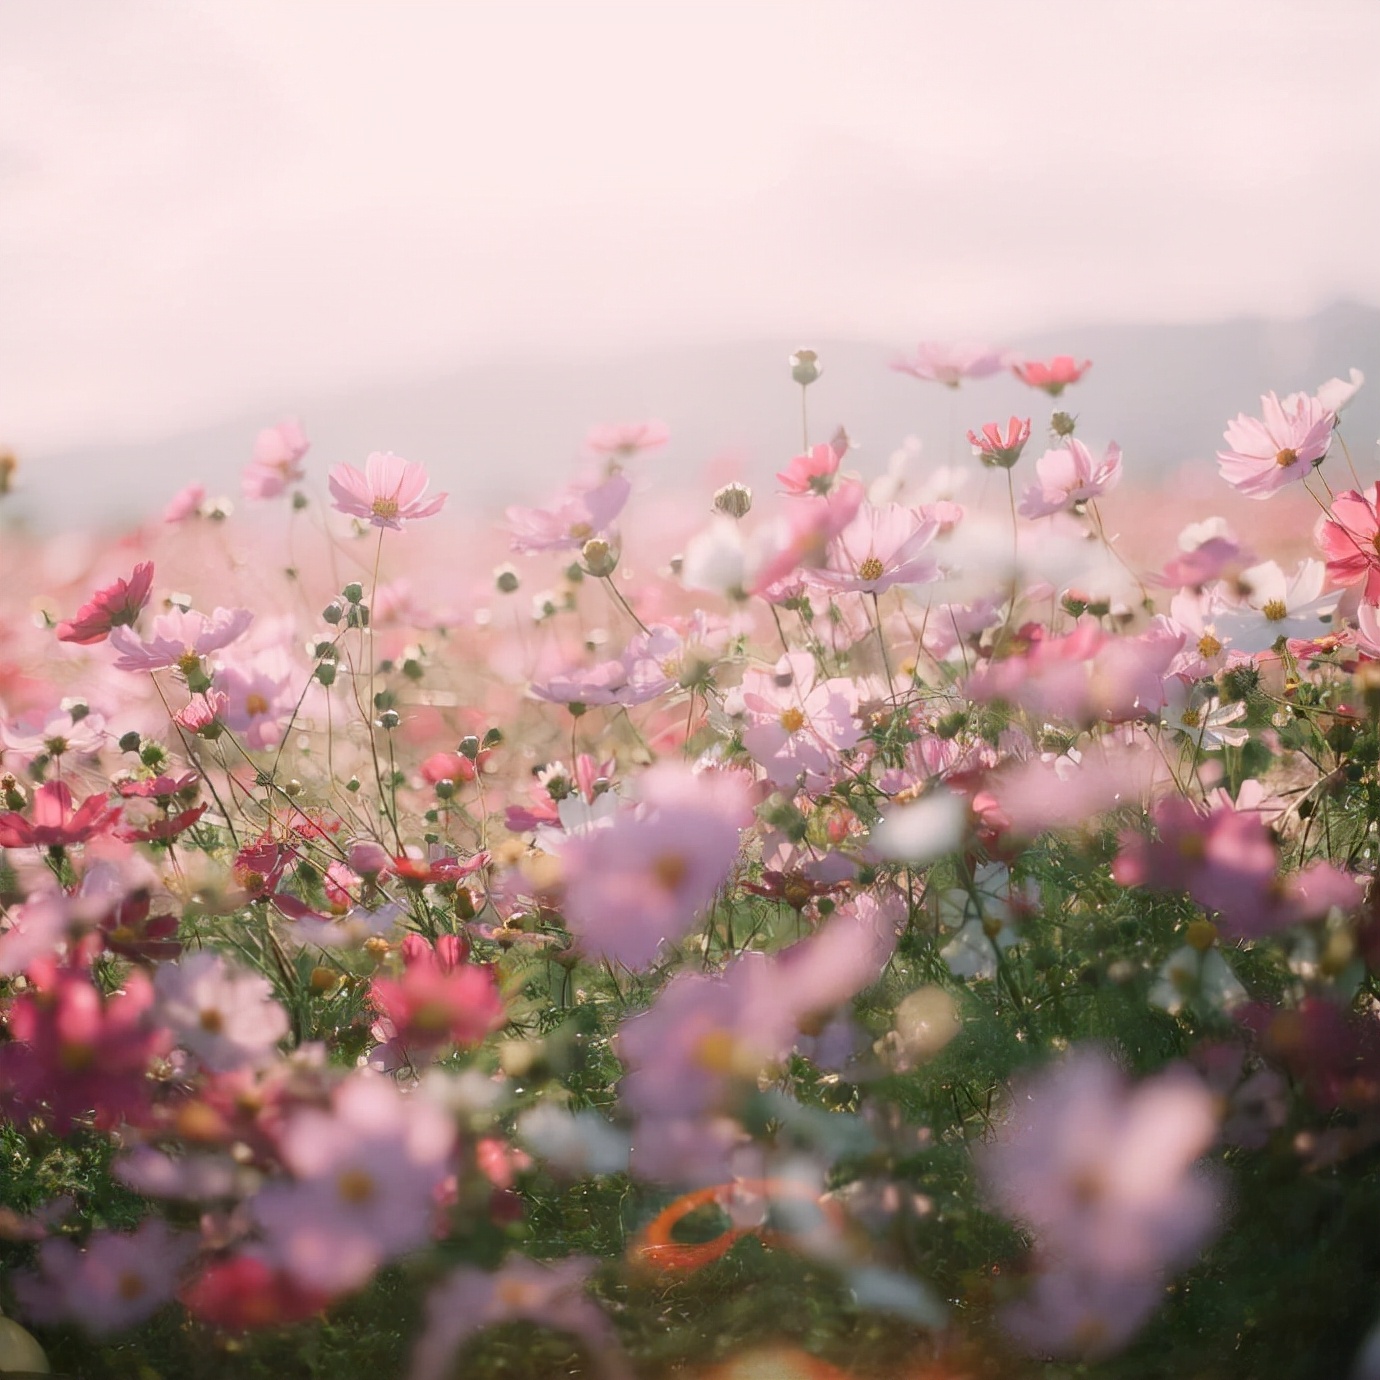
xmin=4 ymin=0 xmax=1380 ymax=456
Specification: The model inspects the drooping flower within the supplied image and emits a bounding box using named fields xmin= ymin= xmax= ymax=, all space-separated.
xmin=1216 ymin=391 xmax=1334 ymax=498
xmin=890 ymin=341 xmax=1006 ymax=387
xmin=1012 ymin=355 xmax=1092 ymax=396
xmin=243 ymin=419 xmax=310 ymax=499
xmin=328 ymin=452 xmax=447 ymax=530
xmin=55 ymin=561 xmax=154 ymax=644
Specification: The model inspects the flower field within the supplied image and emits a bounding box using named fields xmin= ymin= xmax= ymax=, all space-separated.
xmin=2 ymin=348 xmax=1379 ymax=1378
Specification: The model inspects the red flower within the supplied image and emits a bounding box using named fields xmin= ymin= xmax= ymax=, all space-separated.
xmin=55 ymin=562 xmax=154 ymax=645
xmin=181 ymin=1252 xmax=331 ymax=1330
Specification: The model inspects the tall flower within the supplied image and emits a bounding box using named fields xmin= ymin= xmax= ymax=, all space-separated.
xmin=56 ymin=562 xmax=154 ymax=644
xmin=328 ymin=452 xmax=447 ymax=530
xmin=1216 ymin=391 xmax=1334 ymax=499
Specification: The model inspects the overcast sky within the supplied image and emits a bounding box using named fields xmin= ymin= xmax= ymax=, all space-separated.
xmin=4 ymin=0 xmax=1380 ymax=458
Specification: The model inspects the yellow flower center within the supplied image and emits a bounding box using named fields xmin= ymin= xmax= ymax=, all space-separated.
xmin=1262 ymin=599 xmax=1289 ymax=621
xmin=371 ymin=496 xmax=400 ymax=519
xmin=199 ymin=1008 xmax=224 ymax=1034
xmin=177 ymin=651 xmax=202 ymax=677
xmin=1179 ymin=707 xmax=1201 ymax=728
xmin=245 ymin=693 xmax=270 ymax=716
xmin=858 ymin=556 xmax=885 ymax=582
xmin=1186 ymin=918 xmax=1218 ymax=952
xmin=1274 ymin=448 xmax=1299 ymax=468
xmin=568 ymin=521 xmax=593 ymax=540
xmin=336 ymin=1168 xmax=377 ymax=1205
xmin=1198 ymin=633 xmax=1222 ymax=659
xmin=652 ymin=852 xmax=688 ymax=891
xmin=779 ymin=706 xmax=806 ymax=733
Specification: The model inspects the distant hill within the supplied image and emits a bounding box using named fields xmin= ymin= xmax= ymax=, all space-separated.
xmin=10 ymin=301 xmax=1378 ymax=532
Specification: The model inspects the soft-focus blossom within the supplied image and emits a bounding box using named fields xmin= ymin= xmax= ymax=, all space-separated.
xmin=154 ymin=951 xmax=290 ymax=1072
xmin=809 ymin=501 xmax=940 ymax=595
xmin=1316 ymin=367 xmax=1364 ymax=416
xmin=0 ymin=780 xmax=117 ymax=849
xmin=163 ymin=482 xmax=205 ymax=522
xmin=56 ymin=561 xmax=154 ymax=644
xmin=507 ymin=472 xmax=630 ymax=553
xmin=1019 ymin=440 xmax=1123 ymax=517
xmin=1217 ymin=391 xmax=1334 ymax=498
xmin=328 ymin=452 xmax=447 ymax=530
xmin=581 ymin=419 xmax=669 ymax=462
xmin=967 ymin=416 xmax=1031 ymax=469
xmin=1012 ymin=355 xmax=1091 ymax=395
xmin=1316 ymin=482 xmax=1380 ymax=602
xmin=891 ymin=341 xmax=1006 ymax=386
xmin=777 ymin=442 xmax=842 ymax=495
xmin=243 ymin=419 xmax=309 ymax=499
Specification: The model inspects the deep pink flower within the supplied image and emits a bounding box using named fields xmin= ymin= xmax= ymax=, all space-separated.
xmin=56 ymin=561 xmax=154 ymax=644
xmin=243 ymin=419 xmax=310 ymax=500
xmin=1316 ymin=482 xmax=1380 ymax=601
xmin=0 ymin=781 xmax=117 ymax=849
xmin=369 ymin=937 xmax=505 ymax=1057
xmin=1012 ymin=355 xmax=1091 ymax=396
xmin=967 ymin=417 xmax=1031 ymax=469
xmin=1217 ymin=391 xmax=1334 ymax=499
xmin=181 ymin=1251 xmax=331 ymax=1331
xmin=891 ymin=341 xmax=1006 ymax=387
xmin=328 ymin=452 xmax=447 ymax=530
xmin=777 ymin=442 xmax=842 ymax=495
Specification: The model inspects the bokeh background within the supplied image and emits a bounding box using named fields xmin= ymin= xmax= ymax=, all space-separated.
xmin=4 ymin=0 xmax=1380 ymax=529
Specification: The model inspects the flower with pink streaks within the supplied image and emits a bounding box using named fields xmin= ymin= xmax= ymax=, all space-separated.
xmin=368 ymin=934 xmax=505 ymax=1060
xmin=976 ymin=1047 xmax=1221 ymax=1358
xmin=251 ymin=1071 xmax=457 ymax=1295
xmin=1216 ymin=390 xmax=1334 ymax=498
xmin=561 ymin=764 xmax=753 ymax=968
xmin=0 ymin=957 xmax=168 ymax=1132
xmin=809 ymin=501 xmax=940 ymax=595
xmin=777 ymin=442 xmax=842 ymax=495
xmin=243 ymin=419 xmax=309 ymax=499
xmin=154 ymin=950 xmax=290 ymax=1073
xmin=0 ymin=780 xmax=117 ymax=849
xmin=55 ymin=561 xmax=154 ymax=644
xmin=15 ymin=1220 xmax=196 ymax=1336
xmin=1018 ymin=440 xmax=1123 ymax=517
xmin=328 ymin=452 xmax=447 ymax=530
xmin=1316 ymin=482 xmax=1380 ymax=602
xmin=1012 ymin=355 xmax=1092 ymax=396
xmin=967 ymin=416 xmax=1031 ymax=469
xmin=506 ymin=472 xmax=630 ymax=553
xmin=581 ymin=418 xmax=670 ymax=462
xmin=891 ymin=341 xmax=1006 ymax=387
xmin=109 ymin=606 xmax=254 ymax=674
xmin=411 ymin=1256 xmax=631 ymax=1380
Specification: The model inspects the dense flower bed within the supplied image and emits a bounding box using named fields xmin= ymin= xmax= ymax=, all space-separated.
xmin=1 ymin=348 xmax=1378 ymax=1378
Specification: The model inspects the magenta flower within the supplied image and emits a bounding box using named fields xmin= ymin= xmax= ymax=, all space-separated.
xmin=967 ymin=416 xmax=1031 ymax=469
xmin=891 ymin=341 xmax=1006 ymax=387
xmin=1018 ymin=440 xmax=1123 ymax=517
xmin=1012 ymin=355 xmax=1092 ymax=396
xmin=109 ymin=606 xmax=253 ymax=674
xmin=56 ymin=561 xmax=154 ymax=644
xmin=1216 ymin=390 xmax=1334 ymax=499
xmin=243 ymin=419 xmax=309 ymax=499
xmin=328 ymin=452 xmax=447 ymax=530
xmin=0 ymin=780 xmax=117 ymax=849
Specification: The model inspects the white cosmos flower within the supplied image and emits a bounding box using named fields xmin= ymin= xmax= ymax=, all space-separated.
xmin=1212 ymin=559 xmax=1337 ymax=653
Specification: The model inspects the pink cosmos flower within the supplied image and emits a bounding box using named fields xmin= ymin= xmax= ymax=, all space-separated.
xmin=15 ymin=1220 xmax=196 ymax=1335
xmin=891 ymin=341 xmax=1006 ymax=387
xmin=976 ymin=1047 xmax=1221 ymax=1359
xmin=1315 ymin=367 xmax=1364 ymax=416
xmin=506 ymin=472 xmax=630 ymax=553
xmin=411 ymin=1257 xmax=632 ymax=1380
xmin=1316 ymin=482 xmax=1380 ymax=602
xmin=181 ymin=1251 xmax=332 ymax=1331
xmin=1216 ymin=391 xmax=1334 ymax=498
xmin=109 ymin=606 xmax=254 ymax=674
xmin=809 ymin=501 xmax=940 ymax=595
xmin=251 ymin=1072 xmax=457 ymax=1295
xmin=163 ymin=482 xmax=205 ymax=522
xmin=967 ymin=416 xmax=1032 ymax=469
xmin=777 ymin=442 xmax=842 ymax=496
xmin=529 ymin=624 xmax=677 ymax=709
xmin=154 ymin=951 xmax=290 ymax=1073
xmin=0 ymin=780 xmax=117 ymax=849
xmin=581 ymin=419 xmax=670 ymax=462
xmin=1018 ymin=440 xmax=1123 ymax=517
xmin=368 ymin=934 xmax=505 ymax=1059
xmin=1012 ymin=355 xmax=1092 ymax=396
xmin=736 ymin=650 xmax=861 ymax=790
xmin=56 ymin=561 xmax=154 ymax=644
xmin=243 ymin=419 xmax=309 ymax=499
xmin=561 ymin=764 xmax=753 ymax=968
xmin=328 ymin=452 xmax=447 ymax=530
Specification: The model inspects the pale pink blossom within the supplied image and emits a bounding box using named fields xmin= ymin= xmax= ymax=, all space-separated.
xmin=581 ymin=418 xmax=669 ymax=461
xmin=809 ymin=501 xmax=940 ymax=595
xmin=163 ymin=483 xmax=205 ymax=522
xmin=110 ymin=606 xmax=254 ymax=673
xmin=891 ymin=341 xmax=1006 ymax=387
xmin=1216 ymin=391 xmax=1334 ymax=498
xmin=328 ymin=452 xmax=447 ymax=530
xmin=1315 ymin=367 xmax=1364 ymax=415
xmin=154 ymin=951 xmax=290 ymax=1073
xmin=1018 ymin=440 xmax=1123 ymax=517
xmin=506 ymin=473 xmax=630 ymax=553
xmin=243 ymin=419 xmax=310 ymax=499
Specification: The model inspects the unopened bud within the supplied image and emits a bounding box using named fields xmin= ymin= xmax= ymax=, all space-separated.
xmin=581 ymin=538 xmax=618 ymax=578
xmin=790 ymin=349 xmax=822 ymax=387
xmin=1050 ymin=410 xmax=1077 ymax=438
xmin=343 ymin=582 xmax=364 ymax=605
xmin=494 ymin=565 xmax=520 ymax=594
xmin=322 ymin=602 xmax=343 ymax=625
xmin=713 ymin=482 xmax=753 ymax=519
xmin=457 ymin=735 xmax=481 ymax=761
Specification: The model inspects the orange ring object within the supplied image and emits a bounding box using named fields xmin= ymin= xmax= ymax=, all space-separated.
xmin=628 ymin=1178 xmax=846 ymax=1275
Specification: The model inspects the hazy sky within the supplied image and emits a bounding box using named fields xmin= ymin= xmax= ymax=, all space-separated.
xmin=4 ymin=0 xmax=1380 ymax=456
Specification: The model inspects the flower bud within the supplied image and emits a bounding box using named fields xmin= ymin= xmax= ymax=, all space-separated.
xmin=580 ymin=538 xmax=618 ymax=578
xmin=713 ymin=482 xmax=753 ymax=519
xmin=1050 ymin=410 xmax=1077 ymax=438
xmin=494 ymin=565 xmax=520 ymax=594
xmin=457 ymin=735 xmax=481 ymax=761
xmin=343 ymin=582 xmax=364 ymax=605
xmin=790 ymin=349 xmax=822 ymax=386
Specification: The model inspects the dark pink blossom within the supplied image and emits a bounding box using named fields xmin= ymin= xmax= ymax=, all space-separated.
xmin=1012 ymin=355 xmax=1092 ymax=396
xmin=0 ymin=781 xmax=117 ymax=849
xmin=55 ymin=561 xmax=154 ymax=644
